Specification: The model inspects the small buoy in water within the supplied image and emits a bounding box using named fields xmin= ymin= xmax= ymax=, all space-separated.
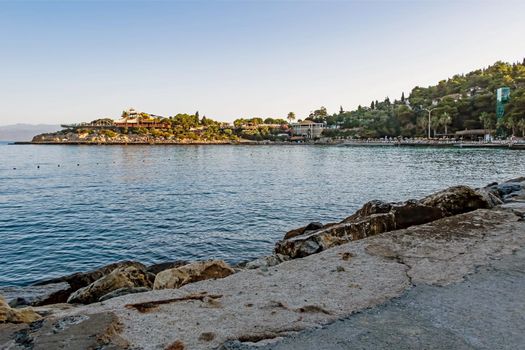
xmin=77 ymin=164 xmax=79 ymax=166
xmin=13 ymin=167 xmax=16 ymax=170
xmin=37 ymin=165 xmax=40 ymax=168
xmin=58 ymin=164 xmax=60 ymax=167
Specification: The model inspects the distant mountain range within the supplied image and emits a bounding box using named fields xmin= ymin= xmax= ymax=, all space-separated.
xmin=0 ymin=124 xmax=60 ymax=142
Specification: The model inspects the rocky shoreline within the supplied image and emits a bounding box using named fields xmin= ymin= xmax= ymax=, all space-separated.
xmin=1 ymin=177 xmax=525 ymax=349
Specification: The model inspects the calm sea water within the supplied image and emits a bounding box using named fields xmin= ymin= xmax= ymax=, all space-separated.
xmin=1 ymin=142 xmax=524 ymax=286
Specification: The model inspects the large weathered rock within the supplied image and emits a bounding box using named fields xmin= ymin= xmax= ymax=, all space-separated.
xmin=34 ymin=261 xmax=147 ymax=291
xmin=276 ymin=213 xmax=397 ymax=258
xmin=0 ymin=295 xmax=41 ymax=324
xmin=420 ymin=185 xmax=490 ymax=215
xmin=499 ymin=178 xmax=525 ymax=201
xmin=276 ymin=185 xmax=492 ymax=259
xmin=344 ymin=200 xmax=445 ymax=229
xmin=276 ymin=201 xmax=446 ymax=259
xmin=30 ymin=261 xmax=148 ymax=305
xmin=497 ymin=182 xmax=522 ymax=196
xmin=67 ymin=266 xmax=151 ymax=304
xmin=153 ymin=260 xmax=235 ymax=290
xmin=476 ymin=178 xmax=525 ymax=205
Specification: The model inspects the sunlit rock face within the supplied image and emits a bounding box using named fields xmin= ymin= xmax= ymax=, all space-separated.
xmin=67 ymin=266 xmax=152 ymax=304
xmin=153 ymin=260 xmax=235 ymax=290
xmin=0 ymin=295 xmax=41 ymax=324
xmin=275 ymin=185 xmax=493 ymax=259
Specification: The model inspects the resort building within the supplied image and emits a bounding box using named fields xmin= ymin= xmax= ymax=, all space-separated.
xmin=455 ymin=129 xmax=493 ymax=142
xmin=291 ymin=120 xmax=326 ymax=139
xmin=62 ymin=108 xmax=171 ymax=130
xmin=113 ymin=108 xmax=170 ymax=129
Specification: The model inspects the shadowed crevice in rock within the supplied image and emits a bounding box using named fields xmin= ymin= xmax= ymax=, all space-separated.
xmin=147 ymin=261 xmax=189 ymax=275
xmin=364 ymin=243 xmax=415 ymax=286
xmin=125 ymin=292 xmax=223 ymax=313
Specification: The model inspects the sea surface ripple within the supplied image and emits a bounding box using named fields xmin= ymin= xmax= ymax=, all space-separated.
xmin=1 ymin=143 xmax=524 ymax=286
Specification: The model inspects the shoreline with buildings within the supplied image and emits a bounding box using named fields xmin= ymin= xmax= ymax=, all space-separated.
xmin=14 ymin=138 xmax=525 ymax=149
xmin=5 ymin=60 xmax=525 ymax=148
xmin=19 ymin=102 xmax=525 ymax=148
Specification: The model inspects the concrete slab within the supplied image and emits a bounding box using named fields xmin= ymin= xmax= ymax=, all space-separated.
xmin=224 ymin=248 xmax=525 ymax=350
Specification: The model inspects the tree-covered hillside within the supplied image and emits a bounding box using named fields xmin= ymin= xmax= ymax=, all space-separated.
xmin=318 ymin=60 xmax=525 ymax=138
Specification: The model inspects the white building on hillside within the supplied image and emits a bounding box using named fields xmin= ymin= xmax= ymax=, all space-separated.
xmin=291 ymin=120 xmax=326 ymax=139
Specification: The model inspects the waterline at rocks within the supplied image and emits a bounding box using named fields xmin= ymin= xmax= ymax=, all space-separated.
xmin=1 ymin=177 xmax=524 ymax=349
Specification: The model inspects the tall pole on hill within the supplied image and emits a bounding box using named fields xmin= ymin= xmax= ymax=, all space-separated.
xmin=421 ymin=106 xmax=437 ymax=139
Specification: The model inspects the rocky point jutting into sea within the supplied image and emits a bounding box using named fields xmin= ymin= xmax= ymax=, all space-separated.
xmin=1 ymin=177 xmax=525 ymax=349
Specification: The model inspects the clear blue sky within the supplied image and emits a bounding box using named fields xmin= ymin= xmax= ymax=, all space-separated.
xmin=1 ymin=0 xmax=524 ymax=125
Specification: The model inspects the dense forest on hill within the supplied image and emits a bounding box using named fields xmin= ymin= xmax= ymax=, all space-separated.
xmin=316 ymin=60 xmax=525 ymax=138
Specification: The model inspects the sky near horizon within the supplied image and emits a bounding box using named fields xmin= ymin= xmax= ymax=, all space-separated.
xmin=1 ymin=1 xmax=524 ymax=125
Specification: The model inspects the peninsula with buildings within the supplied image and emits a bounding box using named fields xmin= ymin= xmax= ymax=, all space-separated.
xmin=24 ymin=60 xmax=525 ymax=146
xmin=28 ymin=108 xmax=325 ymax=145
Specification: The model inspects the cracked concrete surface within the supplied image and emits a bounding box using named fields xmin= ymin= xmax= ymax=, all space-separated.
xmin=224 ymin=248 xmax=525 ymax=350
xmin=23 ymin=206 xmax=521 ymax=350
